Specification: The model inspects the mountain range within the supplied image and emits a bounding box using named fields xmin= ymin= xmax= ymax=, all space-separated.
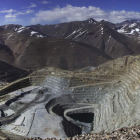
xmin=0 ymin=18 xmax=140 ymax=76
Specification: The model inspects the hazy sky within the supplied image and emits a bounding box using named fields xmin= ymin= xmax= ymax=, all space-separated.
xmin=0 ymin=0 xmax=140 ymax=26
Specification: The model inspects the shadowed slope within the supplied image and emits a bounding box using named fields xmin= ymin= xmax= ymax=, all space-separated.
xmin=0 ymin=60 xmax=29 ymax=83
xmin=4 ymin=32 xmax=111 ymax=71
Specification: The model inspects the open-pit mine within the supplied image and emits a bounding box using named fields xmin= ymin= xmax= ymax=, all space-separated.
xmin=0 ymin=54 xmax=140 ymax=139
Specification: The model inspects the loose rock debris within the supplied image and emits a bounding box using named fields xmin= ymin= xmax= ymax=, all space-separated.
xmin=4 ymin=125 xmax=140 ymax=140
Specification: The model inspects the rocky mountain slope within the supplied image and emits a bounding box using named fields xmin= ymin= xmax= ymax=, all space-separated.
xmin=0 ymin=23 xmax=112 ymax=71
xmin=1 ymin=18 xmax=140 ymax=72
xmin=100 ymin=19 xmax=140 ymax=44
xmin=0 ymin=44 xmax=14 ymax=64
xmin=27 ymin=18 xmax=139 ymax=59
xmin=5 ymin=35 xmax=110 ymax=71
xmin=115 ymin=20 xmax=140 ymax=41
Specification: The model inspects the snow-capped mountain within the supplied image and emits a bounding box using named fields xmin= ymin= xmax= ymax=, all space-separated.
xmin=0 ymin=18 xmax=140 ymax=71
xmin=25 ymin=18 xmax=138 ymax=59
xmin=115 ymin=20 xmax=140 ymax=41
xmin=14 ymin=25 xmax=51 ymax=38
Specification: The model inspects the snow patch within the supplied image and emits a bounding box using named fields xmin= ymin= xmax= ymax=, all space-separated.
xmin=117 ymin=29 xmax=126 ymax=33
xmin=14 ymin=28 xmax=18 ymax=31
xmin=106 ymin=36 xmax=112 ymax=42
xmin=18 ymin=27 xmax=25 ymax=30
xmin=122 ymin=25 xmax=127 ymax=29
xmin=74 ymin=30 xmax=87 ymax=39
xmin=31 ymin=31 xmax=38 ymax=36
xmin=17 ymin=27 xmax=26 ymax=33
xmin=117 ymin=25 xmax=128 ymax=33
xmin=37 ymin=35 xmax=44 ymax=38
xmin=4 ymin=25 xmax=8 ymax=29
xmin=7 ymin=34 xmax=13 ymax=40
xmin=17 ymin=30 xmax=23 ymax=33
xmin=129 ymin=23 xmax=137 ymax=28
xmin=135 ymin=28 xmax=140 ymax=32
xmin=89 ymin=20 xmax=93 ymax=24
xmin=127 ymin=30 xmax=135 ymax=34
xmin=101 ymin=27 xmax=104 ymax=34
xmin=65 ymin=28 xmax=82 ymax=39
xmin=55 ymin=25 xmax=58 ymax=28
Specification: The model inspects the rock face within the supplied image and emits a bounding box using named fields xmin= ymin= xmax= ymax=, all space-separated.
xmin=1 ymin=55 xmax=140 ymax=139
xmin=1 ymin=19 xmax=140 ymax=71
xmin=45 ymin=55 xmax=140 ymax=135
xmin=92 ymin=56 xmax=140 ymax=133
xmin=6 ymin=37 xmax=110 ymax=71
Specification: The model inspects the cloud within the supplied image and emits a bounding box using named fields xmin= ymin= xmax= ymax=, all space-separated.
xmin=18 ymin=9 xmax=34 ymax=15
xmin=40 ymin=1 xmax=50 ymax=4
xmin=5 ymin=17 xmax=22 ymax=22
xmin=108 ymin=10 xmax=140 ymax=23
xmin=28 ymin=3 xmax=37 ymax=8
xmin=0 ymin=9 xmax=16 ymax=13
xmin=5 ymin=13 xmax=16 ymax=18
xmin=31 ymin=5 xmax=140 ymax=24
xmin=5 ymin=9 xmax=34 ymax=18
xmin=0 ymin=8 xmax=34 ymax=19
xmin=22 ymin=3 xmax=37 ymax=9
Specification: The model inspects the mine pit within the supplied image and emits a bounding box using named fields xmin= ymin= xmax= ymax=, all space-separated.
xmin=1 ymin=57 xmax=140 ymax=139
xmin=67 ymin=113 xmax=94 ymax=123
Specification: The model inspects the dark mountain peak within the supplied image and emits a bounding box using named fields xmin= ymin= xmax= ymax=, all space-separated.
xmin=100 ymin=20 xmax=116 ymax=29
xmin=84 ymin=18 xmax=97 ymax=24
xmin=86 ymin=18 xmax=95 ymax=21
xmin=100 ymin=19 xmax=105 ymax=22
xmin=1 ymin=24 xmax=22 ymax=30
xmin=116 ymin=19 xmax=140 ymax=27
xmin=126 ymin=19 xmax=140 ymax=22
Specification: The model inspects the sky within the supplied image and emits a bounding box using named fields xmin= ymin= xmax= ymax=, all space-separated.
xmin=1 ymin=0 xmax=140 ymax=26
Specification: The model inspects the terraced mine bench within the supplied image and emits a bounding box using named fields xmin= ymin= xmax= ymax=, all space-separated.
xmin=1 ymin=55 xmax=140 ymax=139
